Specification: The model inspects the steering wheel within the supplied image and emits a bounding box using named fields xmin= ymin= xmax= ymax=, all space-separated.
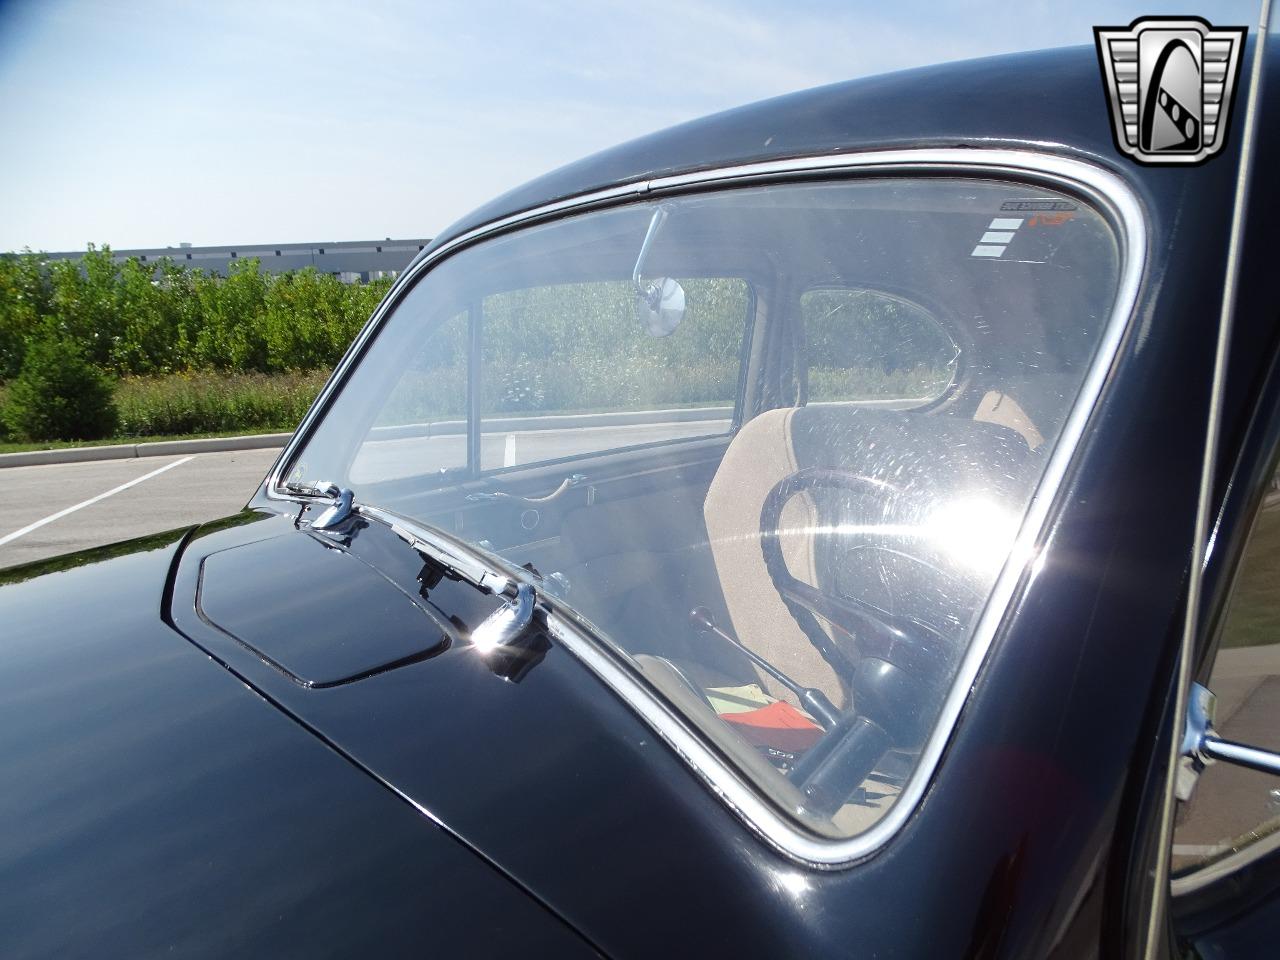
xmin=759 ymin=468 xmax=957 ymax=687
xmin=758 ymin=467 xmax=960 ymax=815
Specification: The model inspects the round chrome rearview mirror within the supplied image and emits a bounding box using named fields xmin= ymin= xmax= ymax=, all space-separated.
xmin=636 ymin=277 xmax=685 ymax=337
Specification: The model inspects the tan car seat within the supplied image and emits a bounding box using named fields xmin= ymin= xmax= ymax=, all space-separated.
xmin=703 ymin=408 xmax=846 ymax=707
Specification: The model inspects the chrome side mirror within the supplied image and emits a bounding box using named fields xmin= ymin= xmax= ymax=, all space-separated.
xmin=632 ymin=205 xmax=685 ymax=337
xmin=1176 ymin=682 xmax=1280 ymax=801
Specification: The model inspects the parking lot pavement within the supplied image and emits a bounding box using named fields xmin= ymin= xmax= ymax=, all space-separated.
xmin=0 ymin=447 xmax=280 ymax=570
xmin=1172 ymin=652 xmax=1280 ymax=871
xmin=0 ymin=419 xmax=727 ymax=571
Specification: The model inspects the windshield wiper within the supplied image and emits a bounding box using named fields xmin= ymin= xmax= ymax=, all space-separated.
xmin=361 ymin=505 xmax=542 ymax=655
xmin=281 ymin=486 xmax=540 ymax=654
xmin=359 ymin=504 xmax=521 ymax=599
xmin=282 ymin=482 xmax=545 ymax=608
xmin=281 ymin=481 xmax=524 ymax=600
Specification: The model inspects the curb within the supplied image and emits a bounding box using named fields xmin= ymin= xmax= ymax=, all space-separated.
xmin=0 ymin=432 xmax=292 ymax=468
xmin=0 ymin=406 xmax=736 ymax=468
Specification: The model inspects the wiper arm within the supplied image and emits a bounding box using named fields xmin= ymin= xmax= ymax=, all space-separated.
xmin=282 ymin=489 xmax=540 ymax=655
xmin=282 ymin=486 xmax=521 ymax=599
xmin=358 ymin=504 xmax=519 ymax=598
xmin=364 ymin=506 xmax=544 ymax=657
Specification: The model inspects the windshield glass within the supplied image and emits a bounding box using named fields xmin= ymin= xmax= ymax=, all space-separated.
xmin=283 ymin=178 xmax=1120 ymax=839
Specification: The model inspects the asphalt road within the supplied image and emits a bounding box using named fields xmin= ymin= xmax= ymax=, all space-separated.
xmin=0 ymin=448 xmax=280 ymax=570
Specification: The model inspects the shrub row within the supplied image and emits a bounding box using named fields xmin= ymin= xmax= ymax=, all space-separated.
xmin=0 ymin=247 xmax=955 ymax=442
xmin=0 ymin=247 xmax=382 ymax=439
xmin=0 ymin=247 xmax=390 ymax=379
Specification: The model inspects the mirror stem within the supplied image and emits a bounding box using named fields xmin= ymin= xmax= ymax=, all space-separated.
xmin=632 ymin=205 xmax=670 ymax=304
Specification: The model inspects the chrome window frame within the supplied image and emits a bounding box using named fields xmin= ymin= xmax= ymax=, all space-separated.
xmin=264 ymin=148 xmax=1147 ymax=868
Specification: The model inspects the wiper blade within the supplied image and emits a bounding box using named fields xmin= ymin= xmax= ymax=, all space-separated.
xmin=358 ymin=504 xmax=518 ymax=598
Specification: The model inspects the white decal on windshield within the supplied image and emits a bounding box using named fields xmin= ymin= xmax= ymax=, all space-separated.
xmin=970 ymin=217 xmax=1024 ymax=258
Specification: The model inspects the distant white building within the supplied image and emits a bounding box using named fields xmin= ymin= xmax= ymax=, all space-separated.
xmin=32 ymin=238 xmax=433 ymax=282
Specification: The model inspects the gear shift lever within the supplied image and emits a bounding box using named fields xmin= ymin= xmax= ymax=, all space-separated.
xmin=689 ymin=607 xmax=841 ymax=730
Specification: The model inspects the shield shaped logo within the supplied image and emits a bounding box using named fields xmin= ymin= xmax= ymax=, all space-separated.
xmin=1094 ymin=17 xmax=1246 ymax=165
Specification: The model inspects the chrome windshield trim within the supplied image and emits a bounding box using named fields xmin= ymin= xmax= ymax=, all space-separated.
xmin=264 ymin=147 xmax=1147 ymax=867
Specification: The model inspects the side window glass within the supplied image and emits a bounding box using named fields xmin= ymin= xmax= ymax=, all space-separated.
xmin=478 ymin=278 xmax=750 ymax=470
xmin=1173 ymin=464 xmax=1280 ymax=878
xmin=799 ymin=288 xmax=958 ymax=404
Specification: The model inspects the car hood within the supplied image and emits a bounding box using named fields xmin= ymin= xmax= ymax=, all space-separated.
xmin=157 ymin=508 xmax=821 ymax=957
xmin=0 ymin=510 xmax=817 ymax=957
xmin=0 ymin=525 xmax=599 ymax=958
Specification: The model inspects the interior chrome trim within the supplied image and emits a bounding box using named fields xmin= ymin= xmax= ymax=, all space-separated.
xmin=262 ymin=147 xmax=1148 ymax=867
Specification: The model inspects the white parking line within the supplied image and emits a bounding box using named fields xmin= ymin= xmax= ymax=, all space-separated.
xmin=0 ymin=456 xmax=194 ymax=548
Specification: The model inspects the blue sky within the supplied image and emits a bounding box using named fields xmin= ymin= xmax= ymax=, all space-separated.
xmin=0 ymin=0 xmax=1262 ymax=251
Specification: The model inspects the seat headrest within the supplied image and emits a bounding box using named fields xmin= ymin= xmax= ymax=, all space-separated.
xmin=784 ymin=405 xmax=1033 ymax=499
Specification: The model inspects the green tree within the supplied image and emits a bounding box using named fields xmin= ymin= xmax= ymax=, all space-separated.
xmin=0 ymin=252 xmax=50 ymax=379
xmin=1 ymin=333 xmax=118 ymax=440
xmin=0 ymin=249 xmax=399 ymax=387
xmin=110 ymin=256 xmax=182 ymax=374
xmin=43 ymin=246 xmax=127 ymax=369
xmin=190 ymin=258 xmax=269 ymax=371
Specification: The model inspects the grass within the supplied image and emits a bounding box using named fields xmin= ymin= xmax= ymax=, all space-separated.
xmin=0 ymin=370 xmax=323 ymax=449
xmin=0 ymin=356 xmax=954 ymax=450
xmin=114 ymin=370 xmax=326 ymax=436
